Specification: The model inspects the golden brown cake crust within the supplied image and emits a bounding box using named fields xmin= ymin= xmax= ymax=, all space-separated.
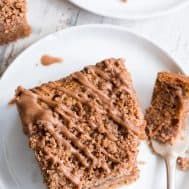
xmin=15 ymin=58 xmax=145 ymax=189
xmin=0 ymin=0 xmax=31 ymax=44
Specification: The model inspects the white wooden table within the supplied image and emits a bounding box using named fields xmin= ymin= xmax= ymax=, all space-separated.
xmin=1 ymin=0 xmax=189 ymax=75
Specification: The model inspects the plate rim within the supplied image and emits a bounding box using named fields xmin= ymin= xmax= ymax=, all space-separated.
xmin=68 ymin=0 xmax=189 ymax=20
xmin=0 ymin=23 xmax=186 ymax=189
xmin=0 ymin=24 xmax=184 ymax=86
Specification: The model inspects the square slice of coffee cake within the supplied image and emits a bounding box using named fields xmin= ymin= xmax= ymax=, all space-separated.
xmin=0 ymin=0 xmax=31 ymax=44
xmin=15 ymin=58 xmax=146 ymax=189
xmin=145 ymin=72 xmax=189 ymax=144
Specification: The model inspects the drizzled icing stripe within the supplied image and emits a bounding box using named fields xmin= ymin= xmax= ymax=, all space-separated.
xmin=35 ymin=90 xmax=119 ymax=169
xmin=51 ymin=86 xmax=117 ymax=141
xmin=46 ymin=85 xmax=131 ymax=153
xmin=15 ymin=88 xmax=83 ymax=187
xmin=88 ymin=66 xmax=110 ymax=81
xmin=60 ymin=104 xmax=77 ymax=117
xmin=40 ymin=120 xmax=89 ymax=167
xmin=57 ymin=103 xmax=119 ymax=164
xmin=48 ymin=119 xmax=97 ymax=164
xmin=25 ymin=89 xmax=112 ymax=170
xmin=40 ymin=92 xmax=121 ymax=165
xmin=72 ymin=72 xmax=110 ymax=104
xmin=89 ymin=65 xmax=131 ymax=88
xmin=36 ymin=90 xmax=120 ymax=166
xmin=54 ymin=121 xmax=111 ymax=171
xmin=56 ymin=110 xmax=88 ymax=138
xmin=32 ymin=89 xmax=78 ymax=118
xmin=88 ymin=66 xmax=132 ymax=96
xmin=55 ymin=107 xmax=72 ymax=123
xmin=53 ymin=85 xmax=134 ymax=153
xmin=32 ymin=87 xmax=51 ymax=96
xmin=72 ymin=72 xmax=141 ymax=136
xmin=54 ymin=86 xmax=87 ymax=103
xmin=36 ymin=101 xmax=97 ymax=165
xmin=43 ymin=146 xmax=81 ymax=186
xmin=88 ymin=120 xmax=117 ymax=141
xmin=56 ymin=107 xmax=119 ymax=164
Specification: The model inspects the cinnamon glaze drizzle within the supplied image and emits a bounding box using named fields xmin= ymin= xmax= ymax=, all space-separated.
xmin=43 ymin=146 xmax=81 ymax=186
xmin=72 ymin=69 xmax=141 ymax=136
xmin=33 ymin=89 xmax=121 ymax=167
xmin=16 ymin=88 xmax=85 ymax=187
xmin=39 ymin=96 xmax=120 ymax=167
xmin=41 ymin=120 xmax=89 ymax=167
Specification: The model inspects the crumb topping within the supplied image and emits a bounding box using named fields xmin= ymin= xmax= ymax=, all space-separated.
xmin=0 ymin=0 xmax=26 ymax=33
xmin=0 ymin=0 xmax=31 ymax=44
xmin=15 ymin=58 xmax=145 ymax=189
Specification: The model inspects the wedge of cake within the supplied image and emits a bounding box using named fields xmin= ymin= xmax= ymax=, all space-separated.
xmin=0 ymin=0 xmax=31 ymax=44
xmin=145 ymin=72 xmax=189 ymax=170
xmin=15 ymin=58 xmax=146 ymax=189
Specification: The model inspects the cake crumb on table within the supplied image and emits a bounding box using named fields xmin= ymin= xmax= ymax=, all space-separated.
xmin=40 ymin=54 xmax=63 ymax=66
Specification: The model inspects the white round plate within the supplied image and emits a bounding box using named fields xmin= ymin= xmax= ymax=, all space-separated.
xmin=0 ymin=24 xmax=188 ymax=189
xmin=68 ymin=0 xmax=189 ymax=20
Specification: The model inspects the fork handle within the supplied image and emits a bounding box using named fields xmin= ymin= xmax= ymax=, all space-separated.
xmin=165 ymin=155 xmax=176 ymax=189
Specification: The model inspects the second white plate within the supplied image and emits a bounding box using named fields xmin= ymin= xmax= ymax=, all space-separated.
xmin=0 ymin=24 xmax=188 ymax=189
xmin=68 ymin=0 xmax=189 ymax=20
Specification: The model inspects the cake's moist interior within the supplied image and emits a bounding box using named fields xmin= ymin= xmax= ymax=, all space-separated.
xmin=145 ymin=72 xmax=189 ymax=171
xmin=15 ymin=58 xmax=145 ymax=189
xmin=146 ymin=72 xmax=189 ymax=144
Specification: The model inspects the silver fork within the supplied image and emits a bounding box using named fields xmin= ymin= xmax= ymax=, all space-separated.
xmin=151 ymin=120 xmax=189 ymax=189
